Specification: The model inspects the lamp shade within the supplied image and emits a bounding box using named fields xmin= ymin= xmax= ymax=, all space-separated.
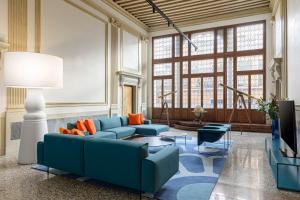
xmin=3 ymin=52 xmax=63 ymax=89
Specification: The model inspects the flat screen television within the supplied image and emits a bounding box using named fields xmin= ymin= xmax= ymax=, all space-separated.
xmin=278 ymin=100 xmax=300 ymax=157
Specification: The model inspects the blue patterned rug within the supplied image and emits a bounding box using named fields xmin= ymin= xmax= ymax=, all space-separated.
xmin=32 ymin=137 xmax=230 ymax=200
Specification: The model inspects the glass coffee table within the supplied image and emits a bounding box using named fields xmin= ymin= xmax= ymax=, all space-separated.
xmin=160 ymin=131 xmax=188 ymax=145
xmin=127 ymin=136 xmax=175 ymax=147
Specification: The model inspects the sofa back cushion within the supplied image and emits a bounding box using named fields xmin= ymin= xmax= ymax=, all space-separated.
xmin=67 ymin=123 xmax=76 ymax=130
xmin=93 ymin=119 xmax=101 ymax=131
xmin=100 ymin=117 xmax=122 ymax=130
xmin=44 ymin=133 xmax=88 ymax=176
xmin=84 ymin=138 xmax=148 ymax=190
xmin=120 ymin=116 xmax=128 ymax=126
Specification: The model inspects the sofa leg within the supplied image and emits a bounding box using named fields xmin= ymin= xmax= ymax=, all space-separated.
xmin=47 ymin=167 xmax=50 ymax=179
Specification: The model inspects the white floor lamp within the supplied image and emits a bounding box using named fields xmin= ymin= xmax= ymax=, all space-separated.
xmin=3 ymin=52 xmax=63 ymax=164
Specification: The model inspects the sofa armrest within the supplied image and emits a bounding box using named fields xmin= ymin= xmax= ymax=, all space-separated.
xmin=144 ymin=119 xmax=151 ymax=124
xmin=37 ymin=141 xmax=44 ymax=165
xmin=142 ymin=146 xmax=179 ymax=193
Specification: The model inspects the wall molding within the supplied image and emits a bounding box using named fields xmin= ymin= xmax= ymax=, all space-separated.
xmin=35 ymin=0 xmax=110 ymax=106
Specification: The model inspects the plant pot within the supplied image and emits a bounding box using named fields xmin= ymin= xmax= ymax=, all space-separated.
xmin=272 ymin=119 xmax=279 ymax=139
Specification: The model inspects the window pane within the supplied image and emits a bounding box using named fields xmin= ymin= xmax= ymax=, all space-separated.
xmin=237 ymin=55 xmax=263 ymax=71
xmin=203 ymin=77 xmax=214 ymax=108
xmin=217 ymin=76 xmax=224 ymax=108
xmin=227 ymin=57 xmax=234 ymax=109
xmin=174 ymin=35 xmax=180 ymax=57
xmin=153 ymin=37 xmax=172 ymax=59
xmin=182 ymin=78 xmax=188 ymax=108
xmin=217 ymin=29 xmax=224 ymax=53
xmin=183 ymin=38 xmax=189 ymax=56
xmin=183 ymin=61 xmax=188 ymax=74
xmin=227 ymin=28 xmax=234 ymax=52
xmin=191 ymin=31 xmax=214 ymax=55
xmin=154 ymin=63 xmax=172 ymax=76
xmin=191 ymin=78 xmax=201 ymax=108
xmin=217 ymin=58 xmax=223 ymax=72
xmin=191 ymin=59 xmax=214 ymax=74
xmin=251 ymin=74 xmax=263 ymax=109
xmin=237 ymin=23 xmax=264 ymax=51
xmin=153 ymin=80 xmax=162 ymax=108
xmin=163 ymin=79 xmax=172 ymax=108
xmin=174 ymin=62 xmax=180 ymax=108
xmin=237 ymin=75 xmax=249 ymax=109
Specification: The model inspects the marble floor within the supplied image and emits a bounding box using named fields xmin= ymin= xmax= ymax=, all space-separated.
xmin=0 ymin=131 xmax=299 ymax=200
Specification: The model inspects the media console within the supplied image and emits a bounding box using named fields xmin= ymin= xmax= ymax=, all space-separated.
xmin=265 ymin=137 xmax=300 ymax=191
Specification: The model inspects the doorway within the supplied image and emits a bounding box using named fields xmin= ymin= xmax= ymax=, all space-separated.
xmin=123 ymin=85 xmax=135 ymax=115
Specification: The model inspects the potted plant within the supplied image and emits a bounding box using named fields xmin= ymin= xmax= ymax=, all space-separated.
xmin=257 ymin=94 xmax=279 ymax=139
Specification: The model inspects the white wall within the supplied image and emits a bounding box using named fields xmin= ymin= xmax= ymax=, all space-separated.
xmin=122 ymin=30 xmax=139 ymax=71
xmin=287 ymin=0 xmax=300 ymax=106
xmin=41 ymin=0 xmax=107 ymax=104
xmin=147 ymin=13 xmax=274 ymax=117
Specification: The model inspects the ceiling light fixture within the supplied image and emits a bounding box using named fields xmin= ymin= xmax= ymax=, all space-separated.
xmin=145 ymin=0 xmax=199 ymax=51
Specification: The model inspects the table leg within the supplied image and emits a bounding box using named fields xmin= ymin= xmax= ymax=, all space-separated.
xmin=185 ymin=136 xmax=187 ymax=146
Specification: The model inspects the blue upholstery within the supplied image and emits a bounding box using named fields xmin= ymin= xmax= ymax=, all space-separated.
xmin=120 ymin=116 xmax=128 ymax=126
xmin=43 ymin=133 xmax=89 ymax=176
xmin=144 ymin=119 xmax=151 ymax=124
xmin=84 ymin=138 xmax=148 ymax=190
xmin=130 ymin=124 xmax=169 ymax=136
xmin=37 ymin=141 xmax=44 ymax=165
xmin=37 ymin=134 xmax=179 ymax=194
xmin=101 ymin=117 xmax=122 ymax=130
xmin=93 ymin=131 xmax=116 ymax=139
xmin=93 ymin=120 xmax=101 ymax=131
xmin=205 ymin=123 xmax=231 ymax=131
xmin=142 ymin=146 xmax=179 ymax=193
xmin=106 ymin=127 xmax=136 ymax=139
xmin=67 ymin=122 xmax=76 ymax=130
xmin=197 ymin=127 xmax=227 ymax=146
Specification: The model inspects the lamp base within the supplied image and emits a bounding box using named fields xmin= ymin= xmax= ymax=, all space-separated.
xmin=18 ymin=89 xmax=48 ymax=165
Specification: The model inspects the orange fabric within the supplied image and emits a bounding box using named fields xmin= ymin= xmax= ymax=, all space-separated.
xmin=84 ymin=119 xmax=96 ymax=134
xmin=128 ymin=113 xmax=142 ymax=125
xmin=76 ymin=120 xmax=87 ymax=132
xmin=59 ymin=127 xmax=72 ymax=135
xmin=139 ymin=113 xmax=144 ymax=124
xmin=71 ymin=129 xmax=85 ymax=136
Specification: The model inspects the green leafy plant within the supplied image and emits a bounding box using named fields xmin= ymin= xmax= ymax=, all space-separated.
xmin=257 ymin=94 xmax=279 ymax=120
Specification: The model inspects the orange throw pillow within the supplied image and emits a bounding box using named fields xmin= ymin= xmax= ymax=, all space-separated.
xmin=139 ymin=113 xmax=144 ymax=124
xmin=71 ymin=129 xmax=85 ymax=136
xmin=128 ymin=113 xmax=142 ymax=125
xmin=76 ymin=120 xmax=87 ymax=132
xmin=59 ymin=127 xmax=72 ymax=135
xmin=84 ymin=119 xmax=96 ymax=135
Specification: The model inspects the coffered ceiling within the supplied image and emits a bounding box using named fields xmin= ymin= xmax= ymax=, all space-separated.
xmin=108 ymin=0 xmax=271 ymax=31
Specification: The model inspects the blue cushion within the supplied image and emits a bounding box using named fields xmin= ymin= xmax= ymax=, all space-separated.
xmin=197 ymin=127 xmax=226 ymax=145
xmin=84 ymin=138 xmax=148 ymax=191
xmin=67 ymin=123 xmax=76 ymax=130
xmin=93 ymin=131 xmax=116 ymax=139
xmin=106 ymin=127 xmax=136 ymax=139
xmin=93 ymin=120 xmax=101 ymax=131
xmin=43 ymin=133 xmax=89 ymax=176
xmin=100 ymin=117 xmax=122 ymax=130
xmin=130 ymin=124 xmax=169 ymax=136
xmin=120 ymin=116 xmax=128 ymax=126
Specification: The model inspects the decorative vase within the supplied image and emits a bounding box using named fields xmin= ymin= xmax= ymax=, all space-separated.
xmin=272 ymin=119 xmax=279 ymax=139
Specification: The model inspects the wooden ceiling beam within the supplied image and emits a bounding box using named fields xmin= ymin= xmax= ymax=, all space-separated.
xmin=139 ymin=1 xmax=269 ymax=22
xmin=124 ymin=0 xmax=214 ymax=10
xmin=144 ymin=4 xmax=269 ymax=26
xmin=133 ymin=0 xmax=266 ymax=17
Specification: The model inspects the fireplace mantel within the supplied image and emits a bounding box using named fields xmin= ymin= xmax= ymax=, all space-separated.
xmin=116 ymin=70 xmax=144 ymax=86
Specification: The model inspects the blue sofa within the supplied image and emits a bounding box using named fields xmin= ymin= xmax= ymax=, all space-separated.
xmin=37 ymin=133 xmax=179 ymax=194
xmin=67 ymin=116 xmax=169 ymax=139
